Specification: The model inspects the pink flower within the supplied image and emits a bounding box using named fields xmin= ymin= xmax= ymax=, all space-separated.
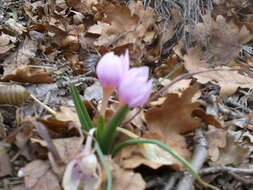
xmin=118 ymin=67 xmax=152 ymax=107
xmin=96 ymin=51 xmax=129 ymax=88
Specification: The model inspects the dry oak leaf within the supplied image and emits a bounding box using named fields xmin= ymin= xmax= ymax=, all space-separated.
xmin=115 ymin=135 xmax=183 ymax=171
xmin=66 ymin=0 xmax=98 ymax=14
xmin=0 ymin=33 xmax=16 ymax=54
xmin=54 ymin=106 xmax=81 ymax=128
xmin=1 ymin=65 xmax=54 ymax=83
xmin=2 ymin=37 xmax=37 ymax=66
xmin=176 ymin=45 xmax=253 ymax=96
xmin=93 ymin=3 xmax=139 ymax=46
xmin=20 ymin=160 xmax=61 ymax=190
xmin=146 ymin=84 xmax=201 ymax=134
xmin=0 ymin=146 xmax=12 ymax=177
xmin=205 ymin=126 xmax=227 ymax=162
xmin=31 ymin=137 xmax=84 ymax=177
xmin=93 ymin=1 xmax=156 ymax=50
xmin=4 ymin=18 xmax=27 ymax=35
xmin=192 ymin=14 xmax=253 ymax=65
xmin=214 ymin=133 xmax=250 ymax=166
xmin=108 ymin=158 xmax=146 ymax=190
xmin=118 ymin=85 xmax=202 ymax=170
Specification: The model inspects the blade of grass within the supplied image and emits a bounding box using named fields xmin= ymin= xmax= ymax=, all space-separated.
xmin=95 ymin=143 xmax=112 ymax=190
xmin=111 ymin=139 xmax=220 ymax=190
xmin=69 ymin=84 xmax=93 ymax=131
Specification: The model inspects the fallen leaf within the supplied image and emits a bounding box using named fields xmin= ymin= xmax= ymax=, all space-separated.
xmin=193 ymin=14 xmax=253 ymax=65
xmin=93 ymin=3 xmax=139 ymax=46
xmin=109 ymin=158 xmax=145 ymax=190
xmin=1 ymin=65 xmax=54 ymax=83
xmin=118 ymin=85 xmax=202 ymax=170
xmin=83 ymin=81 xmax=103 ymax=101
xmin=0 ymin=33 xmax=16 ymax=54
xmin=32 ymin=137 xmax=84 ymax=176
xmin=193 ymin=109 xmax=222 ymax=128
xmin=54 ymin=106 xmax=81 ymax=129
xmin=192 ymin=66 xmax=253 ymax=96
xmin=0 ymin=146 xmax=12 ymax=177
xmin=205 ymin=126 xmax=227 ymax=162
xmin=15 ymin=126 xmax=33 ymax=160
xmin=214 ymin=133 xmax=250 ymax=166
xmin=146 ymin=84 xmax=201 ymax=134
xmin=20 ymin=160 xmax=61 ymax=190
xmin=4 ymin=18 xmax=27 ymax=35
xmin=176 ymin=44 xmax=253 ymax=96
xmin=66 ymin=0 xmax=98 ymax=14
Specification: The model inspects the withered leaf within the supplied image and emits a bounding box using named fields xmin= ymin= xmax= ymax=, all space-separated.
xmin=215 ymin=133 xmax=250 ymax=166
xmin=1 ymin=65 xmax=54 ymax=83
xmin=146 ymin=84 xmax=201 ymax=135
xmin=0 ymin=146 xmax=12 ymax=177
xmin=205 ymin=126 xmax=227 ymax=162
xmin=21 ymin=160 xmax=61 ymax=190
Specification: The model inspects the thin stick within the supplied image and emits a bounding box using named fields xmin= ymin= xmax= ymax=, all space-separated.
xmin=30 ymin=94 xmax=56 ymax=116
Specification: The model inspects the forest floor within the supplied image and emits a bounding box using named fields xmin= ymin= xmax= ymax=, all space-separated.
xmin=0 ymin=0 xmax=253 ymax=190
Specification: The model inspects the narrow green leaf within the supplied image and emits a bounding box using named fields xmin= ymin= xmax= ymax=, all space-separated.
xmin=69 ymin=84 xmax=93 ymax=131
xmin=99 ymin=105 xmax=129 ymax=154
xmin=96 ymin=116 xmax=105 ymax=141
xmin=95 ymin=143 xmax=112 ymax=190
xmin=111 ymin=139 xmax=219 ymax=190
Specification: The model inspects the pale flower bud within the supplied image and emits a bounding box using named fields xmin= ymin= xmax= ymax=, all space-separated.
xmin=96 ymin=51 xmax=129 ymax=88
xmin=118 ymin=67 xmax=152 ymax=107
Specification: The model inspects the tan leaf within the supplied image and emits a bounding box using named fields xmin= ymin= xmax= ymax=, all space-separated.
xmin=193 ymin=14 xmax=253 ymax=65
xmin=118 ymin=85 xmax=203 ymax=170
xmin=20 ymin=160 xmax=61 ymax=190
xmin=87 ymin=22 xmax=110 ymax=35
xmin=0 ymin=33 xmax=16 ymax=54
xmin=94 ymin=4 xmax=139 ymax=46
xmin=215 ymin=133 xmax=250 ymax=166
xmin=32 ymin=137 xmax=83 ymax=174
xmin=0 ymin=146 xmax=12 ymax=177
xmin=2 ymin=37 xmax=37 ymax=66
xmin=192 ymin=66 xmax=253 ymax=96
xmin=54 ymin=106 xmax=81 ymax=129
xmin=109 ymin=158 xmax=145 ymax=190
xmin=66 ymin=0 xmax=98 ymax=14
xmin=205 ymin=126 xmax=227 ymax=162
xmin=176 ymin=44 xmax=253 ymax=96
xmin=1 ymin=65 xmax=54 ymax=83
xmin=115 ymin=127 xmax=188 ymax=170
xmin=146 ymin=84 xmax=201 ymax=135
xmin=4 ymin=18 xmax=27 ymax=35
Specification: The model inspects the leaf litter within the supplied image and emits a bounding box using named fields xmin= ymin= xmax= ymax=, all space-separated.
xmin=0 ymin=0 xmax=253 ymax=189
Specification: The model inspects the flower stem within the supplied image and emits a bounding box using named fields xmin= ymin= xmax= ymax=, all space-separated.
xmin=101 ymin=87 xmax=114 ymax=117
xmin=95 ymin=143 xmax=112 ymax=190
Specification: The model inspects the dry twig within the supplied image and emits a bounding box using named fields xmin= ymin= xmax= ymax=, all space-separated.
xmin=175 ymin=127 xmax=208 ymax=190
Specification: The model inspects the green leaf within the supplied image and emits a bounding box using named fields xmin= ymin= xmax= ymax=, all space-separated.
xmin=95 ymin=143 xmax=112 ymax=190
xmin=99 ymin=105 xmax=129 ymax=154
xmin=69 ymin=84 xmax=93 ymax=131
xmin=96 ymin=116 xmax=105 ymax=141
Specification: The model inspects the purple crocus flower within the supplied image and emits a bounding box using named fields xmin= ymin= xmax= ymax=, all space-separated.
xmin=96 ymin=51 xmax=129 ymax=88
xmin=118 ymin=67 xmax=153 ymax=107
